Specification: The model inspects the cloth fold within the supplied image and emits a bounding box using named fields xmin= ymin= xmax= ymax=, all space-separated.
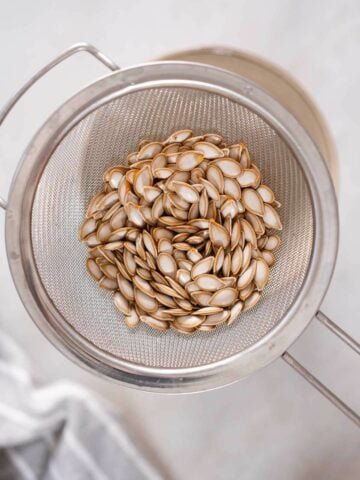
xmin=0 ymin=331 xmax=161 ymax=480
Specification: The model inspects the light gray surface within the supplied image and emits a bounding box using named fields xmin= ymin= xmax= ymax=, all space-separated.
xmin=0 ymin=1 xmax=359 ymax=479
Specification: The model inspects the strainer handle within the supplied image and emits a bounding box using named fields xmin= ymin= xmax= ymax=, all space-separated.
xmin=0 ymin=42 xmax=120 ymax=210
xmin=282 ymin=311 xmax=360 ymax=427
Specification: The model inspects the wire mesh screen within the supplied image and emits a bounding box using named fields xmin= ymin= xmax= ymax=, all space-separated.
xmin=31 ymin=86 xmax=313 ymax=368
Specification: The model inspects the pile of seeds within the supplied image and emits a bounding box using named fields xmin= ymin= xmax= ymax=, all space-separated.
xmin=79 ymin=130 xmax=282 ymax=334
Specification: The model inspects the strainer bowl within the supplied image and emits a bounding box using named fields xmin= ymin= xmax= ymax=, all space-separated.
xmin=4 ymin=56 xmax=337 ymax=392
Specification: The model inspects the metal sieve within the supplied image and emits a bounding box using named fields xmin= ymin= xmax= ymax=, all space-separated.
xmin=1 ymin=44 xmax=359 ymax=426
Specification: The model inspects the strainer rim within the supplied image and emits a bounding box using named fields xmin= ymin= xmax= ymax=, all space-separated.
xmin=5 ymin=62 xmax=338 ymax=392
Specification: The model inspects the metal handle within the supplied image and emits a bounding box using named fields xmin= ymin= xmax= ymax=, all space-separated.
xmin=0 ymin=42 xmax=120 ymax=210
xmin=282 ymin=311 xmax=360 ymax=427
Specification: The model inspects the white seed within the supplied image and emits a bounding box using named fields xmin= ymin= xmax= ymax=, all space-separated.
xmin=176 ymin=269 xmax=192 ymax=286
xmin=99 ymin=276 xmax=118 ymax=290
xmin=240 ymin=219 xmax=257 ymax=248
xmin=213 ymin=158 xmax=242 ymax=177
xmin=237 ymin=169 xmax=259 ymax=188
xmin=204 ymin=133 xmax=223 ymax=145
xmin=224 ymin=178 xmax=241 ymax=200
xmin=173 ymin=181 xmax=199 ymax=203
xmin=164 ymin=129 xmax=192 ymax=144
xmin=265 ymin=235 xmax=281 ymax=251
xmin=187 ymin=248 xmax=203 ymax=263
xmin=126 ymin=203 xmax=145 ymax=227
xmin=242 ymin=188 xmax=264 ymax=216
xmin=237 ymin=259 xmax=256 ymax=289
xmin=86 ymin=258 xmax=103 ymax=281
xmin=191 ymin=257 xmax=214 ymax=278
xmin=222 ymin=252 xmax=231 ymax=277
xmin=239 ymin=282 xmax=255 ymax=301
xmin=133 ymin=275 xmax=155 ymax=297
xmin=157 ymin=252 xmax=177 ymax=279
xmin=176 ymin=151 xmax=204 ymax=171
xmin=113 ymin=291 xmax=131 ymax=315
xmin=257 ymin=184 xmax=275 ymax=204
xmin=203 ymin=310 xmax=230 ymax=326
xmin=124 ymin=309 xmax=140 ymax=328
xmin=138 ymin=142 xmax=163 ymax=160
xmin=140 ymin=315 xmax=169 ymax=331
xmin=194 ymin=141 xmax=224 ymax=159
xmin=209 ymin=288 xmax=237 ymax=307
xmin=263 ymin=204 xmax=282 ymax=230
xmin=227 ymin=301 xmax=244 ymax=325
xmin=195 ymin=274 xmax=225 ymax=291
xmin=209 ymin=220 xmax=230 ymax=248
xmin=243 ymin=291 xmax=261 ymax=312
xmin=206 ymin=164 xmax=224 ymax=193
xmin=143 ymin=186 xmax=162 ymax=203
xmin=241 ymin=242 xmax=252 ymax=273
xmin=245 ymin=212 xmax=265 ymax=236
xmin=261 ymin=250 xmax=276 ymax=266
xmin=220 ymin=199 xmax=238 ymax=219
xmin=176 ymin=315 xmax=204 ymax=328
xmin=80 ymin=217 xmax=97 ymax=240
xmin=231 ymin=245 xmax=243 ymax=275
xmin=135 ymin=288 xmax=158 ymax=313
xmin=255 ymin=257 xmax=270 ymax=291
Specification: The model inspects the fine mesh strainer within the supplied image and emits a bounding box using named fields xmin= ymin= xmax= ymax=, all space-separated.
xmin=1 ymin=44 xmax=359 ymax=426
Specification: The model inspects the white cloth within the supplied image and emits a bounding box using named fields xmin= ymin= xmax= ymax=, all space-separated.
xmin=0 ymin=331 xmax=162 ymax=480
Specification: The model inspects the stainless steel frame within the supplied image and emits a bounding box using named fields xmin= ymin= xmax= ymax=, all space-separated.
xmin=0 ymin=43 xmax=359 ymax=426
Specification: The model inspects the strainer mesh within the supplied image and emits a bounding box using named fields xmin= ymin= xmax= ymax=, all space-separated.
xmin=31 ymin=87 xmax=313 ymax=368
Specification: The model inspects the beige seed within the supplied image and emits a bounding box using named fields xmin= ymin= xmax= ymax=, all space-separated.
xmin=154 ymin=292 xmax=177 ymax=308
xmin=193 ymin=141 xmax=224 ymax=159
xmin=176 ymin=151 xmax=204 ymax=171
xmin=134 ymin=288 xmax=158 ymax=313
xmin=209 ymin=220 xmax=230 ymax=248
xmin=239 ymin=282 xmax=255 ymax=301
xmin=240 ymin=219 xmax=257 ymax=248
xmin=200 ymin=178 xmax=220 ymax=201
xmin=176 ymin=315 xmax=204 ymax=328
xmin=209 ymin=288 xmax=237 ymax=307
xmin=231 ymin=245 xmax=243 ymax=275
xmin=113 ymin=291 xmax=131 ymax=315
xmin=191 ymin=291 xmax=212 ymax=306
xmin=86 ymin=258 xmax=103 ymax=281
xmin=261 ymin=250 xmax=276 ymax=267
xmin=187 ymin=248 xmax=203 ymax=263
xmin=195 ymin=274 xmax=225 ymax=291
xmin=222 ymin=252 xmax=231 ymax=277
xmin=243 ymin=291 xmax=261 ymax=312
xmin=191 ymin=256 xmax=214 ymax=279
xmin=213 ymin=158 xmax=242 ymax=177
xmin=257 ymin=184 xmax=275 ymax=204
xmin=241 ymin=242 xmax=252 ymax=273
xmin=227 ymin=301 xmax=244 ymax=325
xmin=237 ymin=259 xmax=256 ymax=290
xmin=245 ymin=212 xmax=265 ymax=236
xmin=203 ymin=310 xmax=230 ymax=326
xmin=193 ymin=306 xmax=223 ymax=315
xmin=206 ymin=164 xmax=224 ymax=193
xmin=164 ymin=129 xmax=192 ymax=144
xmin=224 ymin=177 xmax=241 ymax=201
xmin=263 ymin=204 xmax=282 ymax=230
xmin=254 ymin=257 xmax=270 ymax=291
xmin=124 ymin=309 xmax=140 ymax=329
xmin=137 ymin=142 xmax=163 ymax=160
xmin=140 ymin=315 xmax=169 ymax=331
xmin=265 ymin=235 xmax=281 ymax=251
xmin=242 ymin=188 xmax=264 ymax=216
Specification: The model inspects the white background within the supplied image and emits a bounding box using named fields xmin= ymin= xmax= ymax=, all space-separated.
xmin=0 ymin=1 xmax=360 ymax=478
